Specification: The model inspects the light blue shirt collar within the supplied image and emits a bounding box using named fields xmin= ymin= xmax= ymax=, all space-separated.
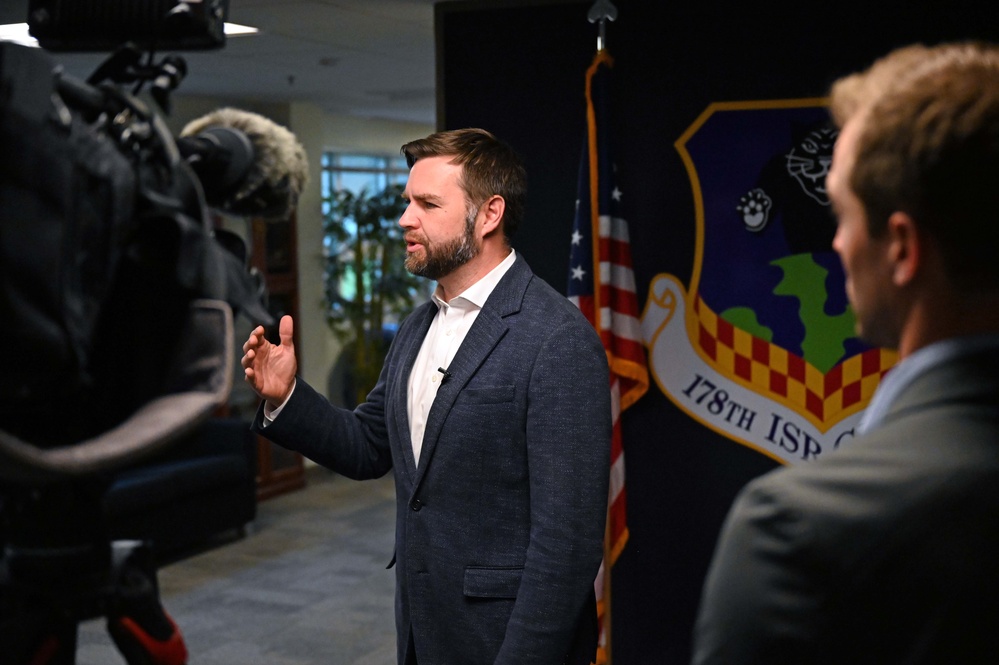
xmin=857 ymin=333 xmax=999 ymax=435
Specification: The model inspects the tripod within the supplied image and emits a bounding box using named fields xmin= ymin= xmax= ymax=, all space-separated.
xmin=0 ymin=482 xmax=188 ymax=665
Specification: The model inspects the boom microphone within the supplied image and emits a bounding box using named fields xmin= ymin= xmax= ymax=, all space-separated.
xmin=178 ymin=107 xmax=309 ymax=221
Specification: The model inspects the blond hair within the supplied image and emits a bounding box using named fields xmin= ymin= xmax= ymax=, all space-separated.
xmin=829 ymin=42 xmax=999 ymax=291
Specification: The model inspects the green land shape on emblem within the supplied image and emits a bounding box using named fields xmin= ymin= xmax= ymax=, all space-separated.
xmin=719 ymin=253 xmax=857 ymax=374
xmin=771 ymin=253 xmax=855 ymax=373
xmin=720 ymin=307 xmax=773 ymax=343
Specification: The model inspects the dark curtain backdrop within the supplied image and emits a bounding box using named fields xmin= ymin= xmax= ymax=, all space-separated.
xmin=437 ymin=1 xmax=999 ymax=662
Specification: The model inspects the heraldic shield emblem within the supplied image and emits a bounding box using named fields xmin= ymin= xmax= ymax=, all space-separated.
xmin=641 ymin=99 xmax=898 ymax=465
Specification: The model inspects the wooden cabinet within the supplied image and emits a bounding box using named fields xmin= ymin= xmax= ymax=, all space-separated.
xmin=249 ymin=214 xmax=306 ymax=500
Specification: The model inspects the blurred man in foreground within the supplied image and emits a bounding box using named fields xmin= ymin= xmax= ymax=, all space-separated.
xmin=692 ymin=42 xmax=999 ymax=664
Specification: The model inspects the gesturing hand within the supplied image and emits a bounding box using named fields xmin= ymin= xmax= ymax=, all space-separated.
xmin=241 ymin=315 xmax=298 ymax=408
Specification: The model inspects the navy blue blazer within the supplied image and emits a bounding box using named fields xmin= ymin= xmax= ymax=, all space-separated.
xmin=255 ymin=254 xmax=611 ymax=665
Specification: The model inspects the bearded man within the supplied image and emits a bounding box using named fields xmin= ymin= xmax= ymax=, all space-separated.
xmin=242 ymin=128 xmax=611 ymax=665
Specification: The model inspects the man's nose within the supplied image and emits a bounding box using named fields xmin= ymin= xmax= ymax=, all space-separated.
xmin=398 ymin=203 xmax=416 ymax=228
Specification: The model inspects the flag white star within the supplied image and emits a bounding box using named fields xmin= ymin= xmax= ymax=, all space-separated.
xmin=612 ymin=186 xmax=623 ymax=202
xmin=571 ymin=265 xmax=586 ymax=281
xmin=571 ymin=230 xmax=583 ymax=245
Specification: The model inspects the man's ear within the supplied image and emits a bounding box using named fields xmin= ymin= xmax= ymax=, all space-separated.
xmin=479 ymin=195 xmax=506 ymax=236
xmin=886 ymin=211 xmax=921 ymax=286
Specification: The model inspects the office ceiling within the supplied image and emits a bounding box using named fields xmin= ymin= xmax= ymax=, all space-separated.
xmin=0 ymin=0 xmax=445 ymax=125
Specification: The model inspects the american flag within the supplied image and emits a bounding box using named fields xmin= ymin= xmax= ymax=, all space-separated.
xmin=567 ymin=49 xmax=649 ymax=665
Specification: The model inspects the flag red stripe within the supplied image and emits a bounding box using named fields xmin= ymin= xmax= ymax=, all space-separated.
xmin=601 ymin=236 xmax=638 ymax=270
xmin=597 ymin=285 xmax=643 ymax=318
xmin=601 ymin=333 xmax=646 ymax=363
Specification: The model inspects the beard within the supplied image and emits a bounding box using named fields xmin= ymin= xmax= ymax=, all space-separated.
xmin=405 ymin=207 xmax=479 ymax=280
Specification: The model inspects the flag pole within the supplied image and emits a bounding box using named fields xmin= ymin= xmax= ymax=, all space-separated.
xmin=586 ymin=7 xmax=619 ymax=664
xmin=576 ymin=5 xmax=646 ymax=663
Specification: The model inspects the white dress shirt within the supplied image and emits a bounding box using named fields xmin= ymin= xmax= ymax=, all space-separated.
xmin=407 ymin=249 xmax=516 ymax=464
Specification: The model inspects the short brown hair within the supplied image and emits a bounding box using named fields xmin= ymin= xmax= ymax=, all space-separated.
xmin=401 ymin=128 xmax=527 ymax=240
xmin=829 ymin=42 xmax=999 ymax=292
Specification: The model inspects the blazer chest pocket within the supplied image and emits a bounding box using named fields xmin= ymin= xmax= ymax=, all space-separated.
xmin=455 ymin=385 xmax=515 ymax=405
xmin=463 ymin=566 xmax=523 ymax=599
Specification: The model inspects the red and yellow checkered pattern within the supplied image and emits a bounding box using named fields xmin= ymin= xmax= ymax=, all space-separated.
xmin=692 ymin=294 xmax=897 ymax=426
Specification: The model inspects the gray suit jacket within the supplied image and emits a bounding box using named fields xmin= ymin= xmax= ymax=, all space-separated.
xmin=692 ymin=346 xmax=999 ymax=664
xmin=255 ymin=255 xmax=611 ymax=665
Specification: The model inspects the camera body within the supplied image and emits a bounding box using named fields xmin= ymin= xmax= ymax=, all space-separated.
xmin=0 ymin=5 xmax=293 ymax=661
xmin=0 ymin=40 xmax=237 ymax=479
xmin=0 ymin=0 xmax=278 ymax=485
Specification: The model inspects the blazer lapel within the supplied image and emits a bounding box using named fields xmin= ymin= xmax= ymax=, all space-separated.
xmin=391 ymin=303 xmax=437 ymax=477
xmin=411 ymin=255 xmax=532 ymax=487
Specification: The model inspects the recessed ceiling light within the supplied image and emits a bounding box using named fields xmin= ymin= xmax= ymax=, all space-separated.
xmin=223 ymin=23 xmax=258 ymax=37
xmin=0 ymin=23 xmax=37 ymax=47
xmin=0 ymin=21 xmax=258 ymax=47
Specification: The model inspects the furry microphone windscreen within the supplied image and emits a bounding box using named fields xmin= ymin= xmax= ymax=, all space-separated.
xmin=180 ymin=107 xmax=309 ymax=221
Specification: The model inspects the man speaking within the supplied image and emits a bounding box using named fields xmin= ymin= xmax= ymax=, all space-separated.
xmin=242 ymin=128 xmax=611 ymax=665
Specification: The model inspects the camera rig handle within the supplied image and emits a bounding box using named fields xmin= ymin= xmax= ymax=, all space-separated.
xmin=0 ymin=299 xmax=233 ymax=484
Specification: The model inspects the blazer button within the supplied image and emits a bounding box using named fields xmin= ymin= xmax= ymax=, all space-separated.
xmin=410 ymin=499 xmax=423 ymax=512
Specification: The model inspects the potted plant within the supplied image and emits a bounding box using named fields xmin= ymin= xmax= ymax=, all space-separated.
xmin=323 ymin=183 xmax=425 ymax=406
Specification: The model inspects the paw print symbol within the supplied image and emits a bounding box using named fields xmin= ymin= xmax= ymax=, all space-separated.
xmin=737 ymin=188 xmax=772 ymax=232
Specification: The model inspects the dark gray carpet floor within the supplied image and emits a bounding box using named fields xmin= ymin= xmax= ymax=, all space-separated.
xmin=77 ymin=467 xmax=397 ymax=664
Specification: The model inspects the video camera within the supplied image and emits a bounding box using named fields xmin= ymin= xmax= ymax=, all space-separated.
xmin=0 ymin=2 xmax=308 ymax=662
